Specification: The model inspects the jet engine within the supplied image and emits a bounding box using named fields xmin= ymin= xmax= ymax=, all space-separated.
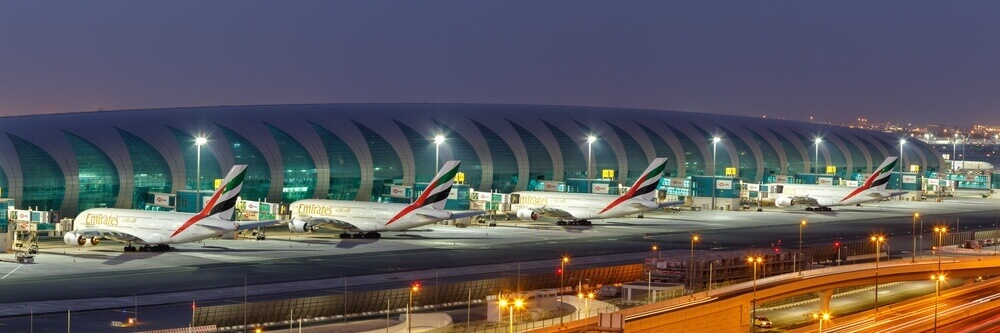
xmin=63 ymin=231 xmax=99 ymax=246
xmin=774 ymin=197 xmax=794 ymax=208
xmin=288 ymin=219 xmax=315 ymax=233
xmin=516 ymin=209 xmax=539 ymax=221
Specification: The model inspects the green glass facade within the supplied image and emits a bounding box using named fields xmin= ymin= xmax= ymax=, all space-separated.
xmin=353 ymin=121 xmax=403 ymax=201
xmin=117 ymin=128 xmax=172 ymax=194
xmin=507 ymin=120 xmax=554 ymax=187
xmin=311 ymin=122 xmax=361 ymax=200
xmin=471 ymin=120 xmax=517 ymax=193
xmin=168 ymin=126 xmax=222 ymax=192
xmin=266 ymin=123 xmax=317 ymax=203
xmin=0 ymin=104 xmax=945 ymax=216
xmin=216 ymin=124 xmax=271 ymax=201
xmin=8 ymin=134 xmax=64 ymax=210
xmin=64 ymin=131 xmax=120 ymax=209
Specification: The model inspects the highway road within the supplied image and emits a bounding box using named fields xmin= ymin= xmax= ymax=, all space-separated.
xmin=789 ymin=275 xmax=1000 ymax=333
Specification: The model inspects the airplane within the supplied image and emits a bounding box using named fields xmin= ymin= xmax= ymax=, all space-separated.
xmin=509 ymin=157 xmax=681 ymax=225
xmin=287 ymin=160 xmax=483 ymax=239
xmin=770 ymin=156 xmax=906 ymax=211
xmin=64 ymin=165 xmax=278 ymax=252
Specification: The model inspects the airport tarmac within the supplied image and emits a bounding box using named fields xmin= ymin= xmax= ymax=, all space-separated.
xmin=1 ymin=196 xmax=998 ymax=329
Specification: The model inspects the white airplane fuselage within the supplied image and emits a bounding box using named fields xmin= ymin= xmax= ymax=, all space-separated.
xmin=771 ymin=184 xmax=892 ymax=208
xmin=71 ymin=208 xmax=236 ymax=245
xmin=290 ymin=199 xmax=453 ymax=232
xmin=510 ymin=191 xmax=657 ymax=221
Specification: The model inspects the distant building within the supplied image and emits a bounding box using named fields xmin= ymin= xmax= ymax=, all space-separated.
xmin=0 ymin=104 xmax=944 ymax=215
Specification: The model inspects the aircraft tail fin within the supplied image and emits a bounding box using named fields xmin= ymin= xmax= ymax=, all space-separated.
xmin=386 ymin=161 xmax=461 ymax=225
xmin=624 ymin=157 xmax=668 ymax=201
xmin=198 ymin=165 xmax=248 ymax=221
xmin=865 ymin=157 xmax=899 ymax=192
xmin=838 ymin=157 xmax=897 ymax=203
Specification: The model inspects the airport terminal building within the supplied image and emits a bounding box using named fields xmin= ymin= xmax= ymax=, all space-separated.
xmin=0 ymin=104 xmax=945 ymax=216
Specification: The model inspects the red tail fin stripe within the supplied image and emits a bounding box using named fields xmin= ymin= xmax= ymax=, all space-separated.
xmin=840 ymin=170 xmax=881 ymax=202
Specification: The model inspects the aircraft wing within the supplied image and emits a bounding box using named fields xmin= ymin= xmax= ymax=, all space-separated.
xmin=789 ymin=196 xmax=821 ymax=207
xmin=236 ymin=220 xmax=281 ymax=231
xmin=655 ymin=200 xmax=685 ymax=209
xmin=546 ymin=207 xmax=590 ymax=219
xmin=72 ymin=228 xmax=146 ymax=244
xmin=446 ymin=210 xmax=486 ymax=220
xmin=301 ymin=216 xmax=360 ymax=230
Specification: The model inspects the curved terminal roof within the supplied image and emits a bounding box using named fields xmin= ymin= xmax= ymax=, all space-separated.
xmin=0 ymin=104 xmax=942 ymax=215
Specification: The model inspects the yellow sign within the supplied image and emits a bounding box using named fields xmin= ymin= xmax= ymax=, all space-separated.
xmin=724 ymin=167 xmax=737 ymax=177
xmin=909 ymin=165 xmax=920 ymax=173
xmin=825 ymin=166 xmax=837 ymax=175
xmin=455 ymin=172 xmax=465 ymax=183
xmin=602 ymin=169 xmax=615 ymax=179
xmin=214 ymin=179 xmax=223 ymax=189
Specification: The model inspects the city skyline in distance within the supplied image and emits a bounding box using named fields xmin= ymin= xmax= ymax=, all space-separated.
xmin=2 ymin=1 xmax=998 ymax=126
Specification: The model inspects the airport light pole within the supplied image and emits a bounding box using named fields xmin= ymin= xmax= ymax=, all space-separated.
xmin=812 ymin=312 xmax=831 ymax=333
xmin=899 ymin=139 xmax=906 ymax=194
xmin=499 ymin=298 xmax=523 ymax=333
xmin=243 ymin=274 xmax=248 ymax=331
xmin=912 ymin=212 xmax=920 ymax=263
xmin=934 ymin=226 xmax=947 ymax=271
xmin=690 ymin=234 xmax=700 ymax=292
xmin=932 ymin=273 xmax=946 ymax=332
xmin=712 ymin=137 xmax=721 ymax=210
xmin=952 ymin=134 xmax=958 ymax=170
xmin=559 ymin=256 xmax=569 ymax=325
xmin=408 ymin=282 xmax=420 ymax=333
xmin=814 ymin=138 xmax=822 ymax=176
xmin=587 ymin=135 xmax=597 ymax=192
xmin=747 ymin=256 xmax=763 ymax=333
xmin=433 ymin=135 xmax=445 ymax=172
xmin=195 ymin=136 xmax=207 ymax=212
xmin=870 ymin=234 xmax=885 ymax=314
xmin=652 ymin=244 xmax=660 ymax=259
xmin=797 ymin=219 xmax=807 ymax=275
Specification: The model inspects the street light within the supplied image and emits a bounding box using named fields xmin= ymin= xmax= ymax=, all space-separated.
xmin=690 ymin=234 xmax=700 ymax=292
xmin=934 ymin=226 xmax=948 ymax=271
xmin=711 ymin=137 xmax=721 ymax=210
xmin=408 ymin=282 xmax=420 ymax=333
xmin=499 ymin=297 xmax=524 ymax=333
xmin=932 ymin=273 xmax=946 ymax=332
xmin=433 ymin=135 xmax=445 ymax=171
xmin=812 ymin=312 xmax=831 ymax=333
xmin=195 ymin=136 xmax=207 ymax=211
xmin=747 ymin=256 xmax=764 ymax=333
xmin=814 ymin=137 xmax=822 ymax=175
xmin=559 ymin=256 xmax=569 ymax=325
xmin=870 ymin=234 xmax=886 ymax=313
xmin=797 ymin=219 xmax=807 ymax=275
xmin=577 ymin=292 xmax=594 ymax=319
xmin=912 ymin=212 xmax=920 ymax=263
xmin=651 ymin=244 xmax=660 ymax=259
xmin=899 ymin=139 xmax=906 ymax=194
xmin=243 ymin=274 xmax=248 ymax=331
xmin=587 ymin=135 xmax=597 ymax=192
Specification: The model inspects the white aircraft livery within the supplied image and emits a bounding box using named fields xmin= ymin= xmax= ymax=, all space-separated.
xmin=770 ymin=157 xmax=905 ymax=211
xmin=65 ymin=165 xmax=277 ymax=252
xmin=287 ymin=160 xmax=483 ymax=238
xmin=509 ymin=157 xmax=680 ymax=225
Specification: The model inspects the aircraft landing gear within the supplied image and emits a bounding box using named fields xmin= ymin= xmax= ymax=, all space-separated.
xmin=558 ymin=220 xmax=592 ymax=226
xmin=139 ymin=244 xmax=170 ymax=252
xmin=350 ymin=232 xmax=381 ymax=239
xmin=124 ymin=243 xmax=137 ymax=252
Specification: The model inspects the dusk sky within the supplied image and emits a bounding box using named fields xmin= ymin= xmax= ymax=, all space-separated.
xmin=2 ymin=1 xmax=998 ymax=125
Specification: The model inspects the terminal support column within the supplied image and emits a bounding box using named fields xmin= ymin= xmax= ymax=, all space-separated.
xmin=819 ymin=289 xmax=834 ymax=314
